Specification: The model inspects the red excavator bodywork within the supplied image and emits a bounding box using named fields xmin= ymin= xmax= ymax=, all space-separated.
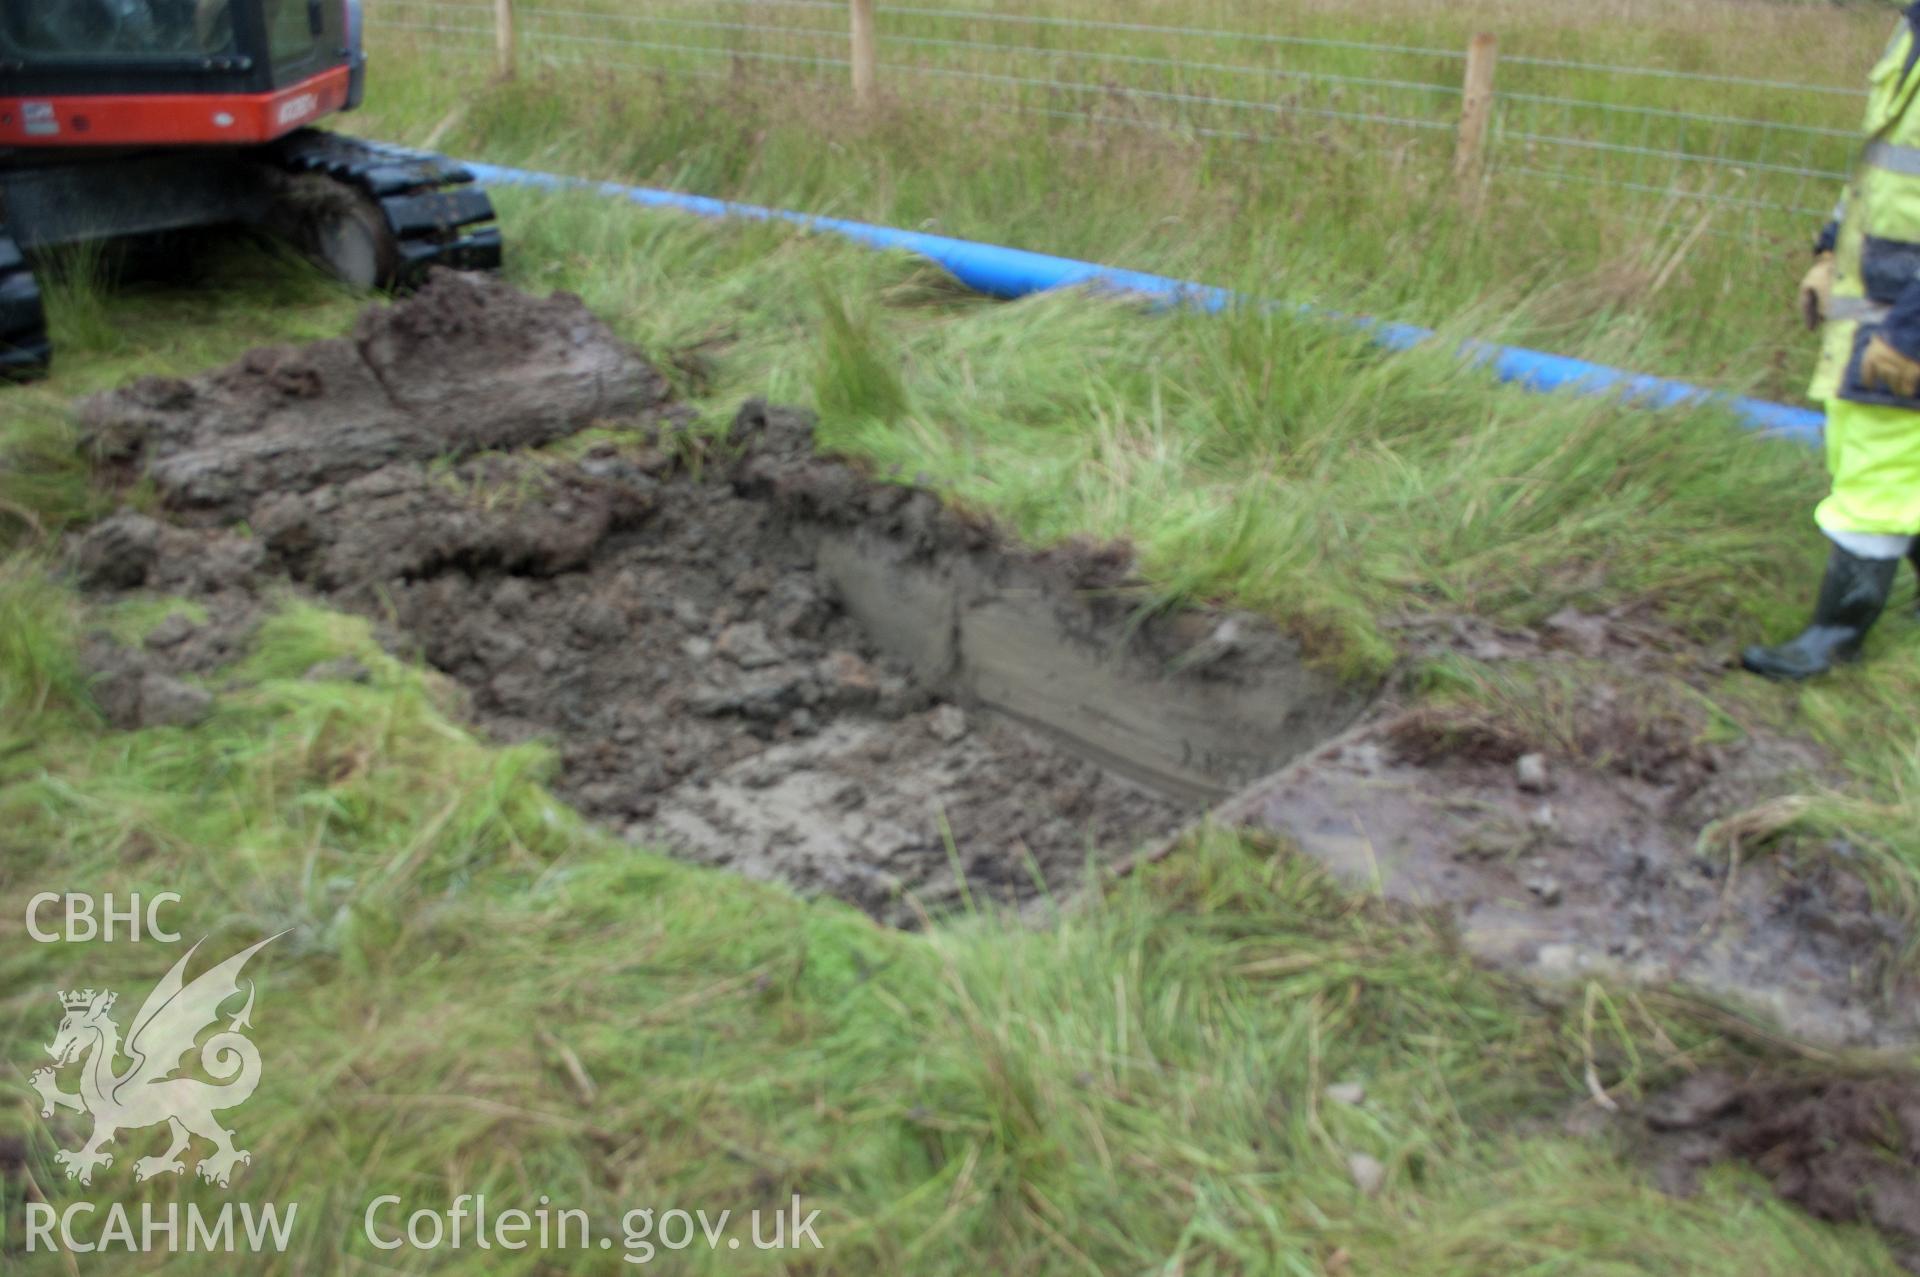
xmin=1 ymin=1 xmax=501 ymax=378
xmin=1 ymin=65 xmax=354 ymax=147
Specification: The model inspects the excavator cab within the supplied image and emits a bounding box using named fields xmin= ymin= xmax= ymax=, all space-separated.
xmin=1 ymin=0 xmax=364 ymax=137
xmin=0 ymin=0 xmax=498 ymax=380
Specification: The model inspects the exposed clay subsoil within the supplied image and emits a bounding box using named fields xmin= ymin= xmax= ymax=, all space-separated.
xmin=1182 ymin=637 xmax=1920 ymax=1044
xmin=1200 ymin=697 xmax=1919 ymax=1047
xmin=68 ymin=272 xmax=1363 ymax=925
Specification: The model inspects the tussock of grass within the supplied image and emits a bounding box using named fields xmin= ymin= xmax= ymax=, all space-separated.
xmin=812 ymin=277 xmax=912 ymax=426
xmin=0 ymin=406 xmax=100 ymax=550
xmin=0 ymin=560 xmax=91 ymax=730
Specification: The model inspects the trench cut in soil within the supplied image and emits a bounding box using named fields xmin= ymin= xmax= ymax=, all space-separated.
xmin=57 ymin=272 xmax=1920 ymax=1269
xmin=68 ymin=272 xmax=1918 ymax=1041
xmin=70 ymin=271 xmax=1368 ymax=926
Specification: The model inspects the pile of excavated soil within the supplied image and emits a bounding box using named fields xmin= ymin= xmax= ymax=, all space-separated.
xmin=78 ymin=271 xmax=668 ymax=520
xmin=68 ymin=272 xmax=1365 ymax=924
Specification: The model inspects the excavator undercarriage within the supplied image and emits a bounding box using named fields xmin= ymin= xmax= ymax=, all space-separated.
xmin=1 ymin=131 xmax=501 ymax=380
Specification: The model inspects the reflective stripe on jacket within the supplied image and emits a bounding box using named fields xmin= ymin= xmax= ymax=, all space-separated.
xmin=1813 ymin=3 xmax=1920 ymax=405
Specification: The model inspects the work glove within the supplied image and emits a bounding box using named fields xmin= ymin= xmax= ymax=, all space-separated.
xmin=1799 ymin=251 xmax=1835 ymax=331
xmin=1860 ymin=332 xmax=1920 ymax=399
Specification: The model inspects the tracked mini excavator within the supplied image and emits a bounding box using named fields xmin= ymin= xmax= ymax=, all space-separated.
xmin=1 ymin=0 xmax=501 ymax=379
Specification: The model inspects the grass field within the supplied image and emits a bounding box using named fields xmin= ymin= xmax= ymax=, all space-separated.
xmin=4 ymin=0 xmax=1920 ymax=1271
xmin=366 ymin=0 xmax=1886 ymax=407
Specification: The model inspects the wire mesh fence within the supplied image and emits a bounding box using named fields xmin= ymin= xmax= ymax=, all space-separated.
xmin=365 ymin=0 xmax=1862 ymax=238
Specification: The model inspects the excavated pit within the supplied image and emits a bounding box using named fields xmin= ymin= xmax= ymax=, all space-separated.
xmin=65 ymin=274 xmax=1918 ymax=1034
xmin=68 ymin=272 xmax=1369 ymax=924
xmin=59 ymin=274 xmax=1920 ymax=1262
xmin=65 ymin=273 xmax=1919 ymax=1018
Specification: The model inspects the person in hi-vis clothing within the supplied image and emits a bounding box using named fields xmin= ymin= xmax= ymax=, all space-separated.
xmin=1746 ymin=3 xmax=1920 ymax=679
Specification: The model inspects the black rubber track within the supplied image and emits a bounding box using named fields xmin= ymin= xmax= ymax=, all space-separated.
xmin=0 ymin=227 xmax=51 ymax=381
xmin=269 ymin=131 xmax=502 ymax=289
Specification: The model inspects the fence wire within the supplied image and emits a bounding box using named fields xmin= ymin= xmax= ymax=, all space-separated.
xmin=366 ymin=0 xmax=1864 ymax=235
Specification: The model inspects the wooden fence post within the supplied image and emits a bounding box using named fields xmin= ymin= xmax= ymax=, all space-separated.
xmin=850 ymin=0 xmax=878 ymax=109
xmin=1454 ymin=33 xmax=1498 ymax=192
xmin=493 ymin=0 xmax=516 ymax=80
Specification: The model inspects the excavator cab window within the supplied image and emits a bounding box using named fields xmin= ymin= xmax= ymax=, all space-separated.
xmin=264 ymin=0 xmax=316 ymax=65
xmin=1 ymin=0 xmax=235 ymax=58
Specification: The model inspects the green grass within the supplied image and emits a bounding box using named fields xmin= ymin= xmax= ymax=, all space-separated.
xmin=3 ymin=2 xmax=1920 ymax=1269
xmin=0 ymin=189 xmax=1914 ymax=1275
xmin=0 ymin=244 xmax=366 ymax=545
xmin=353 ymin=0 xmax=1888 ymax=407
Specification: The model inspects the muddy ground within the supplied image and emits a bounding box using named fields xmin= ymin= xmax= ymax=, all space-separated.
xmin=1642 ymin=1069 xmax=1920 ymax=1270
xmin=1197 ymin=698 xmax=1919 ymax=1047
xmin=68 ymin=271 xmax=1363 ymax=925
xmin=58 ymin=273 xmax=1920 ymax=1261
xmin=65 ymin=271 xmax=1916 ymax=1022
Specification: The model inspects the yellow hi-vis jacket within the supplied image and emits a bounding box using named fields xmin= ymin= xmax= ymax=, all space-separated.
xmin=1814 ymin=9 xmax=1920 ymax=403
xmin=1808 ymin=6 xmax=1920 ymax=539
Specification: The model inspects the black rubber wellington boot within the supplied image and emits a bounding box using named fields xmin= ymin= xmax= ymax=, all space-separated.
xmin=1742 ymin=545 xmax=1900 ymax=680
xmin=1911 ymin=542 xmax=1920 ymax=617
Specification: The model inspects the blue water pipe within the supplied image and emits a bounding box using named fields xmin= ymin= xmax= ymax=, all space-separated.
xmin=463 ymin=161 xmax=1828 ymax=445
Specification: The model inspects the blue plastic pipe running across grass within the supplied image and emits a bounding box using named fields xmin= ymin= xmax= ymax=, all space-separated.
xmin=464 ymin=161 xmax=1828 ymax=445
